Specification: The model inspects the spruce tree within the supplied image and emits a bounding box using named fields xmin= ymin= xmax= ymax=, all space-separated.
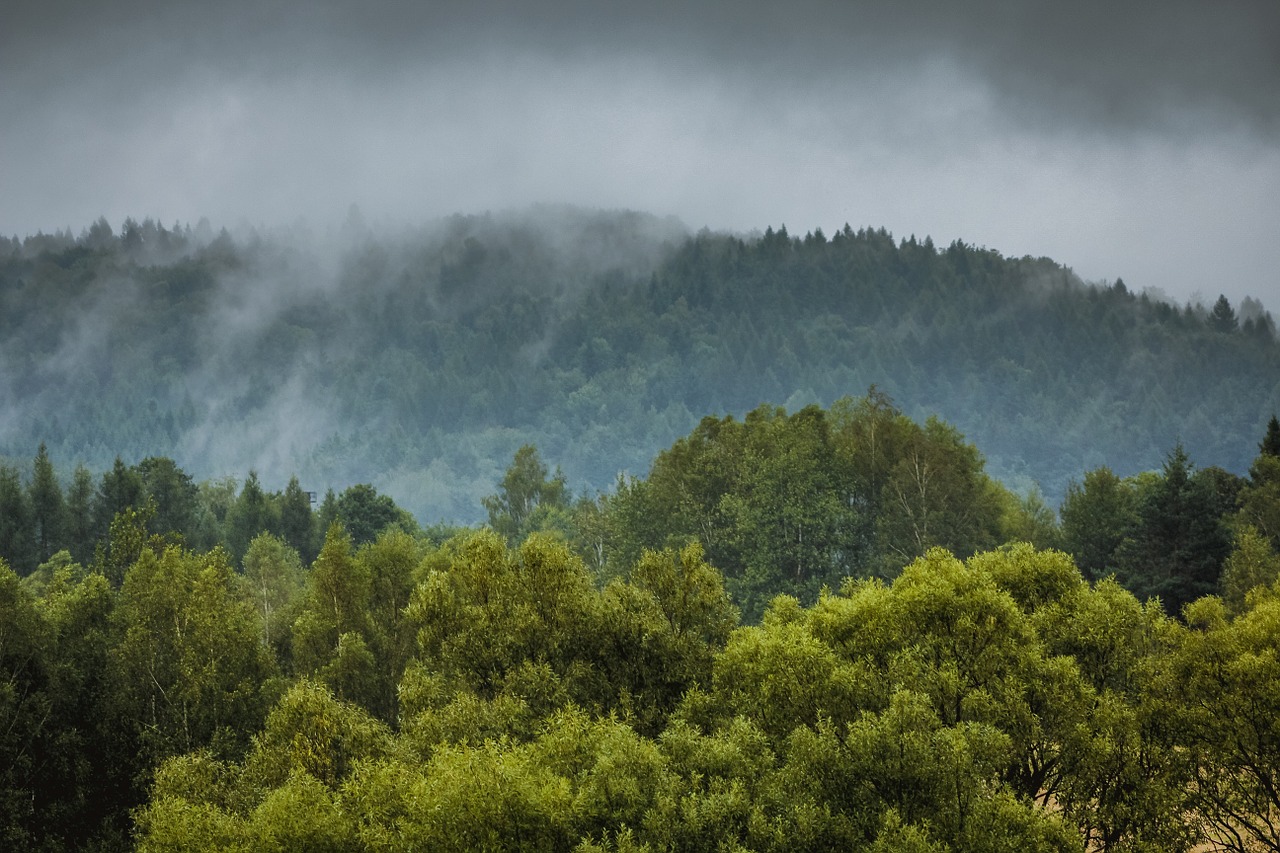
xmin=29 ymin=443 xmax=65 ymax=563
xmin=280 ymin=476 xmax=317 ymax=565
xmin=93 ymin=458 xmax=143 ymax=541
xmin=1209 ymin=294 xmax=1239 ymax=333
xmin=1261 ymin=414 xmax=1280 ymax=459
xmin=0 ymin=465 xmax=35 ymax=573
xmin=1114 ymin=444 xmax=1231 ymax=617
xmin=64 ymin=465 xmax=97 ymax=565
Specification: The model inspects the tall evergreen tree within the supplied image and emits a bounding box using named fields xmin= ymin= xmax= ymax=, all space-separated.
xmin=1259 ymin=414 xmax=1280 ymax=459
xmin=314 ymin=489 xmax=340 ymax=562
xmin=0 ymin=465 xmax=35 ymax=574
xmin=1114 ymin=445 xmax=1231 ymax=617
xmin=28 ymin=443 xmax=65 ymax=564
xmin=1239 ymin=416 xmax=1280 ymax=550
xmin=1060 ymin=467 xmax=1137 ymax=580
xmin=64 ymin=465 xmax=97 ymax=565
xmin=225 ymin=471 xmax=277 ymax=565
xmin=1209 ymin=294 xmax=1239 ymax=333
xmin=93 ymin=457 xmax=143 ymax=542
xmin=279 ymin=476 xmax=317 ymax=565
xmin=136 ymin=457 xmax=198 ymax=542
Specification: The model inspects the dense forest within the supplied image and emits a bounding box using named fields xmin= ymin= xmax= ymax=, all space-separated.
xmin=4 ymin=209 xmax=1280 ymax=849
xmin=3 ymin=397 xmax=1280 ymax=851
xmin=1 ymin=208 xmax=1277 ymax=521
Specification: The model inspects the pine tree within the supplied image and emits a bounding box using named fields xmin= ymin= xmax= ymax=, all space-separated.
xmin=29 ymin=443 xmax=65 ymax=563
xmin=280 ymin=476 xmax=317 ymax=565
xmin=64 ymin=465 xmax=97 ymax=565
xmin=1260 ymin=414 xmax=1280 ymax=459
xmin=93 ymin=458 xmax=143 ymax=541
xmin=1209 ymin=294 xmax=1239 ymax=333
xmin=136 ymin=457 xmax=198 ymax=542
xmin=0 ymin=466 xmax=35 ymax=573
xmin=1114 ymin=445 xmax=1231 ymax=617
xmin=225 ymin=471 xmax=277 ymax=565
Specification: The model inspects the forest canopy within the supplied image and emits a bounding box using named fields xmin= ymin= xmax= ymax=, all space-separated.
xmin=3 ymin=400 xmax=1280 ymax=851
xmin=4 ymin=209 xmax=1280 ymax=850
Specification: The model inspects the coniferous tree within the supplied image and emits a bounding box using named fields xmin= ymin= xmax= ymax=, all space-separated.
xmin=279 ymin=476 xmax=317 ymax=565
xmin=314 ymin=489 xmax=339 ymax=560
xmin=28 ymin=443 xmax=65 ymax=564
xmin=225 ymin=471 xmax=277 ymax=565
xmin=1260 ymin=414 xmax=1280 ymax=459
xmin=64 ymin=465 xmax=97 ymax=565
xmin=1060 ymin=467 xmax=1137 ymax=580
xmin=0 ymin=465 xmax=35 ymax=574
xmin=136 ymin=457 xmax=197 ymax=542
xmin=1114 ymin=445 xmax=1231 ymax=616
xmin=93 ymin=458 xmax=143 ymax=542
xmin=1238 ymin=416 xmax=1280 ymax=550
xmin=1209 ymin=294 xmax=1238 ymax=333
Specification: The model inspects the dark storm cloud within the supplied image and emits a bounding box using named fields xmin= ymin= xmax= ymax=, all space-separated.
xmin=6 ymin=0 xmax=1277 ymax=135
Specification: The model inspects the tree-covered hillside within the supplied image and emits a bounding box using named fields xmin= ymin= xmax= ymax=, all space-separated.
xmin=2 ymin=208 xmax=1276 ymax=520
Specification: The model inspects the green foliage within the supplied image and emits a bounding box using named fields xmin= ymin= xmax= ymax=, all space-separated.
xmin=278 ymin=476 xmax=317 ymax=564
xmin=1210 ymin=293 xmax=1239 ymax=334
xmin=0 ymin=557 xmax=52 ymax=848
xmin=239 ymin=533 xmax=306 ymax=663
xmin=119 ymin=532 xmax=1280 ymax=853
xmin=64 ymin=465 xmax=97 ymax=565
xmin=292 ymin=525 xmax=375 ymax=703
xmin=113 ymin=545 xmax=276 ymax=774
xmin=0 ymin=375 xmax=1274 ymax=849
xmin=874 ymin=416 xmax=1007 ymax=568
xmin=483 ymin=444 xmax=571 ymax=543
xmin=1169 ymin=598 xmax=1280 ymax=852
xmin=353 ymin=528 xmax=420 ymax=720
xmin=94 ymin=499 xmax=162 ymax=587
xmin=0 ymin=465 xmax=35 ymax=575
xmin=136 ymin=681 xmax=393 ymax=852
xmin=1240 ymin=443 xmax=1280 ymax=550
xmin=335 ymin=483 xmax=417 ymax=547
xmin=31 ymin=563 xmax=125 ymax=846
xmin=1060 ymin=467 xmax=1137 ymax=580
xmin=136 ymin=457 xmax=198 ymax=546
xmin=997 ymin=487 xmax=1062 ymax=551
xmin=224 ymin=471 xmax=277 ymax=565
xmin=1220 ymin=525 xmax=1280 ymax=615
xmin=29 ymin=443 xmax=64 ymax=565
xmin=95 ymin=458 xmax=144 ymax=543
xmin=600 ymin=394 xmax=1012 ymax=621
xmin=1262 ymin=415 xmax=1280 ymax=458
xmin=244 ymin=679 xmax=394 ymax=788
xmin=1114 ymin=445 xmax=1233 ymax=617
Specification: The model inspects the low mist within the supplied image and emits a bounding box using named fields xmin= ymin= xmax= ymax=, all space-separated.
xmin=2 ymin=1 xmax=1278 ymax=306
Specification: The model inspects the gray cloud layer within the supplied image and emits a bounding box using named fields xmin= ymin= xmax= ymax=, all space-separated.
xmin=4 ymin=0 xmax=1279 ymax=303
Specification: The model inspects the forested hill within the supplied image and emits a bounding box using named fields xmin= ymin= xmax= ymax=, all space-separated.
xmin=2 ymin=208 xmax=1276 ymax=520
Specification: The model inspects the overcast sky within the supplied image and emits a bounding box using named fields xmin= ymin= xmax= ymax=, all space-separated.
xmin=3 ymin=0 xmax=1278 ymax=307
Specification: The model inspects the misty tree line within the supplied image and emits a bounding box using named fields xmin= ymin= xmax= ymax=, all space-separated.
xmin=4 ymin=390 xmax=1270 ymax=626
xmin=2 ymin=210 xmax=1278 ymax=522
xmin=0 ymin=446 xmax=420 ymax=582
xmin=3 ymin=398 xmax=1280 ymax=850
